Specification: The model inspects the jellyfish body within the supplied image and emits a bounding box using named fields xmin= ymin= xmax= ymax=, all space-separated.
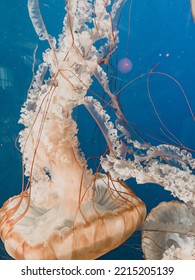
xmin=0 ymin=0 xmax=146 ymax=259
xmin=0 ymin=175 xmax=146 ymax=260
xmin=142 ymin=201 xmax=195 ymax=260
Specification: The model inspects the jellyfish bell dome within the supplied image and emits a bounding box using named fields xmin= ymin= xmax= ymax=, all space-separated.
xmin=0 ymin=174 xmax=146 ymax=259
xmin=142 ymin=201 xmax=195 ymax=260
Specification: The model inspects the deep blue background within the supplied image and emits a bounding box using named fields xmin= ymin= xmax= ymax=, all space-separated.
xmin=0 ymin=0 xmax=195 ymax=260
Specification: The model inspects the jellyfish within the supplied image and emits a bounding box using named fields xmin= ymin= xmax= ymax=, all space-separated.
xmin=142 ymin=201 xmax=195 ymax=260
xmin=0 ymin=0 xmax=195 ymax=260
xmin=101 ymin=143 xmax=195 ymax=260
xmin=0 ymin=0 xmax=146 ymax=260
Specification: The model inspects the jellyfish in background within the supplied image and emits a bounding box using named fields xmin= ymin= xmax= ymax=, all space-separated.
xmin=142 ymin=201 xmax=195 ymax=260
xmin=0 ymin=0 xmax=194 ymax=260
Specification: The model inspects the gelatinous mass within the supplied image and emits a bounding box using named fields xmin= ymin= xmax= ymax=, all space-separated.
xmin=0 ymin=0 xmax=194 ymax=259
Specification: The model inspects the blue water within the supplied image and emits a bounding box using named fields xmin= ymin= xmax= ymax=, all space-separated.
xmin=0 ymin=0 xmax=194 ymax=260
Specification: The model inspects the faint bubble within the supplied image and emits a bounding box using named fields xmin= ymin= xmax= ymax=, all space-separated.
xmin=118 ymin=58 xmax=133 ymax=73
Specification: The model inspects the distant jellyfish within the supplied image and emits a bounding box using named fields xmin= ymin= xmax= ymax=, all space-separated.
xmin=142 ymin=201 xmax=195 ymax=260
xmin=118 ymin=58 xmax=133 ymax=73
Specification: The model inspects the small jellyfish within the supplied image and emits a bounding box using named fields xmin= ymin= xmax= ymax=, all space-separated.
xmin=117 ymin=58 xmax=133 ymax=73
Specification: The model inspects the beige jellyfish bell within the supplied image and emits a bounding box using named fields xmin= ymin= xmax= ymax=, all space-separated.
xmin=0 ymin=175 xmax=146 ymax=259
